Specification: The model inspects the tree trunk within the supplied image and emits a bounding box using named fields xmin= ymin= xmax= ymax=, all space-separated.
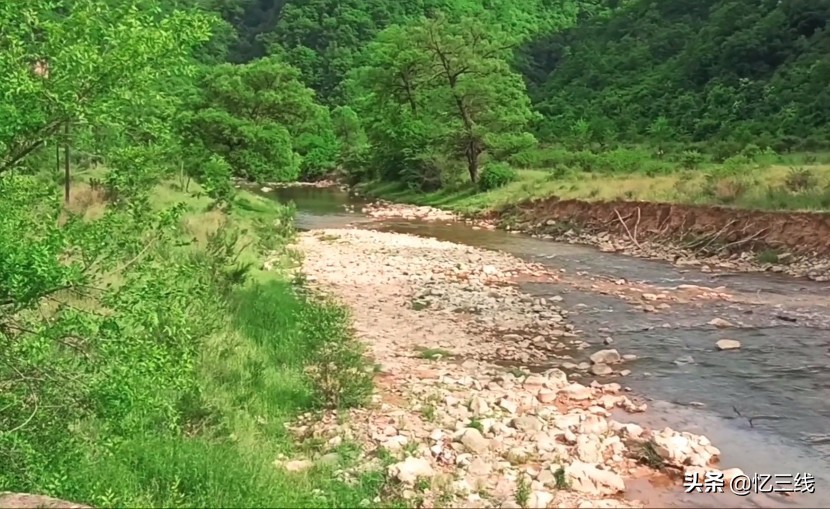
xmin=466 ymin=140 xmax=479 ymax=183
xmin=64 ymin=123 xmax=70 ymax=203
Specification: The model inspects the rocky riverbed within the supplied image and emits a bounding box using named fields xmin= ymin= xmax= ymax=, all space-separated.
xmin=358 ymin=200 xmax=830 ymax=282
xmin=282 ymin=227 xmax=739 ymax=508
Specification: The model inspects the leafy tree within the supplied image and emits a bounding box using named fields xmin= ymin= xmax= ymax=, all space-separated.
xmin=348 ymin=15 xmax=538 ymax=185
xmin=185 ymin=55 xmax=337 ymax=182
xmin=331 ymin=106 xmax=369 ymax=181
xmin=0 ymin=0 xmax=213 ymax=175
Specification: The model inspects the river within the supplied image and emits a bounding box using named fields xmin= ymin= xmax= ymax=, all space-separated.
xmin=267 ymin=185 xmax=830 ymax=508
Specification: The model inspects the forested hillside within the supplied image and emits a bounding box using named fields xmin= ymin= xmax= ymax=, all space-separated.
xmin=205 ymin=0 xmax=830 ymax=193
xmin=519 ymin=0 xmax=830 ymax=151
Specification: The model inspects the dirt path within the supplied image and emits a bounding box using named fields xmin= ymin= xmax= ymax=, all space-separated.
xmin=294 ymin=228 xmax=731 ymax=508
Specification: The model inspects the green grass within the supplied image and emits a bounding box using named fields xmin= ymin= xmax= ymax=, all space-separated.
xmin=8 ymin=171 xmax=394 ymax=508
xmin=358 ymin=150 xmax=830 ymax=214
xmin=43 ymin=282 xmax=388 ymax=508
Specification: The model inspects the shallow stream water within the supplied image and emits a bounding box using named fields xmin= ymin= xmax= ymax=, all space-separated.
xmin=267 ymin=186 xmax=830 ymax=508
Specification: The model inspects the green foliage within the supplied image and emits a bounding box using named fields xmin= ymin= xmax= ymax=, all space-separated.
xmin=234 ymin=285 xmax=373 ymax=410
xmin=331 ymin=106 xmax=370 ymax=181
xmin=679 ymin=150 xmax=705 ymax=170
xmin=0 ymin=169 xmax=386 ymax=504
xmin=478 ymin=162 xmax=518 ymax=191
xmin=0 ymin=0 xmax=396 ymax=505
xmin=200 ymin=155 xmax=237 ymax=205
xmin=224 ymin=0 xmax=590 ymax=103
xmin=1 ymin=173 xmax=225 ymax=483
xmin=347 ymin=15 xmax=538 ymax=187
xmin=185 ymin=56 xmax=337 ymax=182
xmin=0 ymin=0 xmax=213 ymax=174
xmin=520 ymin=0 xmax=830 ymax=149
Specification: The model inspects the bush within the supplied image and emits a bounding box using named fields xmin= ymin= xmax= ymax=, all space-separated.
xmin=719 ymin=154 xmax=753 ymax=175
xmin=508 ymin=148 xmax=543 ymax=168
xmin=784 ymin=167 xmax=818 ymax=193
xmin=200 ymin=155 xmax=236 ymax=205
xmin=600 ymin=147 xmax=650 ymax=173
xmin=702 ymin=174 xmax=751 ymax=203
xmin=679 ymin=150 xmax=704 ymax=170
xmin=709 ymin=140 xmax=743 ymax=163
xmin=478 ymin=162 xmax=517 ymax=191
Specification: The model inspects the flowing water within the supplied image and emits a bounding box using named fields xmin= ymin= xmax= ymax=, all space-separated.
xmin=267 ymin=186 xmax=830 ymax=508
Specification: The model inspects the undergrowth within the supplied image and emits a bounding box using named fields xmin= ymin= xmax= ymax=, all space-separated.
xmin=0 ymin=173 xmax=384 ymax=507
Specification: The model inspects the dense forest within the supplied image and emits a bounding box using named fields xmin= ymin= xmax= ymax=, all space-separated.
xmin=520 ymin=0 xmax=830 ymax=151
xmin=204 ymin=0 xmax=830 ymax=189
xmin=1 ymin=0 xmax=829 ymax=505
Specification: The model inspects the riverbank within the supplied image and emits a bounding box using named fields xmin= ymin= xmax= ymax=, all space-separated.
xmin=1 ymin=177 xmax=392 ymax=507
xmin=356 ymin=187 xmax=830 ymax=282
xmin=359 ymin=161 xmax=830 ymax=215
xmin=284 ymin=227 xmax=739 ymax=508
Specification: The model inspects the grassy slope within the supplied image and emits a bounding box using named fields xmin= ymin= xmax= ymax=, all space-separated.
xmin=56 ymin=173 xmax=393 ymax=507
xmin=359 ymin=157 xmax=830 ymax=216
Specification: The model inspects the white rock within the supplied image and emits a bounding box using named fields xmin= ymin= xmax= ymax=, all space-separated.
xmin=722 ymin=467 xmax=745 ymax=481
xmin=382 ymin=435 xmax=409 ymax=451
xmin=559 ymin=383 xmax=593 ymax=401
xmin=281 ymin=459 xmax=313 ymax=472
xmin=388 ymin=457 xmax=435 ymax=484
xmin=468 ymin=457 xmax=492 ymax=476
xmin=709 ymin=318 xmax=734 ymax=328
xmin=589 ymin=349 xmax=622 ymax=365
xmin=528 ymin=490 xmax=555 ymax=508
xmin=621 ymin=423 xmax=644 ymax=439
xmin=460 ymin=428 xmax=490 ymax=453
xmin=716 ymin=339 xmax=741 ymax=351
xmin=566 ymin=460 xmax=626 ymax=495
xmin=469 ymin=396 xmax=490 ymax=416
xmin=499 ymin=398 xmax=519 ymax=414
xmin=506 ymin=446 xmax=530 ymax=464
xmin=578 ymin=415 xmax=609 ymax=436
xmin=511 ymin=416 xmax=543 ymax=432
xmin=591 ymin=363 xmax=613 ymax=376
xmin=575 ymin=434 xmax=603 ymax=463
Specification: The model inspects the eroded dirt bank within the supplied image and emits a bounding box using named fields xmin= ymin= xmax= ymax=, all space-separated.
xmin=497 ymin=198 xmax=830 ymax=281
xmin=290 ymin=228 xmax=735 ymax=508
xmin=359 ymin=198 xmax=830 ymax=282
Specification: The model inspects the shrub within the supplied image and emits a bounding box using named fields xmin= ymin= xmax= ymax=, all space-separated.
xmin=720 ymin=154 xmax=752 ymax=175
xmin=568 ymin=150 xmax=600 ymax=172
xmin=298 ymin=296 xmax=373 ymax=409
xmin=679 ymin=150 xmax=704 ymax=170
xmin=508 ymin=148 xmax=543 ymax=168
xmin=200 ymin=155 xmax=236 ymax=205
xmin=600 ymin=147 xmax=649 ymax=173
xmin=784 ymin=167 xmax=818 ymax=193
xmin=709 ymin=140 xmax=742 ymax=163
xmin=478 ymin=162 xmax=517 ymax=191
xmin=702 ymin=174 xmax=750 ymax=203
xmin=740 ymin=143 xmax=762 ymax=162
